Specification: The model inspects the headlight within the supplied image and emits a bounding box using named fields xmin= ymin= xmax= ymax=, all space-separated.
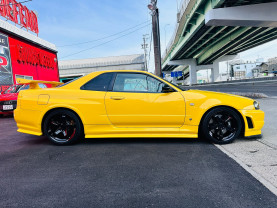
xmin=253 ymin=101 xmax=260 ymax=110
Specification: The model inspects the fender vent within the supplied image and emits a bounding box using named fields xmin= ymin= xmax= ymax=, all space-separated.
xmin=246 ymin=117 xmax=254 ymax=129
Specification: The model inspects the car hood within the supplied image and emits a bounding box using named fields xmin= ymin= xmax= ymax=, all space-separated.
xmin=0 ymin=93 xmax=18 ymax=101
xmin=181 ymin=89 xmax=255 ymax=110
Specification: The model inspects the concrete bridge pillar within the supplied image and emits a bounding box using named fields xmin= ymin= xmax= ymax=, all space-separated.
xmin=211 ymin=55 xmax=239 ymax=82
xmin=168 ymin=59 xmax=198 ymax=85
xmin=211 ymin=61 xmax=220 ymax=82
xmin=189 ymin=59 xmax=197 ymax=86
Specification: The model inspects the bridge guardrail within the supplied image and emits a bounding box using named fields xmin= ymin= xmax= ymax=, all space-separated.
xmin=162 ymin=0 xmax=192 ymax=61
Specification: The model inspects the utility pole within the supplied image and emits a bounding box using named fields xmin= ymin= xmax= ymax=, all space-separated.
xmin=148 ymin=0 xmax=162 ymax=77
xmin=141 ymin=34 xmax=148 ymax=71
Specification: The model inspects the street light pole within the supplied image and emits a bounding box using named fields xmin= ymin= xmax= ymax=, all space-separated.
xmin=164 ymin=24 xmax=170 ymax=53
xmin=148 ymin=0 xmax=162 ymax=77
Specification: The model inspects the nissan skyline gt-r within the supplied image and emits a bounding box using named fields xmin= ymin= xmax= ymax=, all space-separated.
xmin=14 ymin=70 xmax=264 ymax=145
xmin=0 ymin=83 xmax=47 ymax=116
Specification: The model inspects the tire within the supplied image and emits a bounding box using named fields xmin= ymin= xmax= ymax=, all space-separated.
xmin=200 ymin=107 xmax=242 ymax=144
xmin=43 ymin=109 xmax=83 ymax=145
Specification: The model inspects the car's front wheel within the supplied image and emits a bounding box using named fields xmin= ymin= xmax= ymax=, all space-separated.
xmin=43 ymin=109 xmax=83 ymax=145
xmin=201 ymin=107 xmax=242 ymax=144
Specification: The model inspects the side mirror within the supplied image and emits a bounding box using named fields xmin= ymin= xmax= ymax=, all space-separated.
xmin=162 ymin=85 xmax=175 ymax=93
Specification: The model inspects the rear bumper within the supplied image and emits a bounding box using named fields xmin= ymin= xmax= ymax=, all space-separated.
xmin=239 ymin=109 xmax=264 ymax=137
xmin=14 ymin=108 xmax=43 ymax=136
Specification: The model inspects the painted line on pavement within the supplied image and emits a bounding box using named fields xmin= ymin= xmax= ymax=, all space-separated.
xmin=215 ymin=144 xmax=277 ymax=197
xmin=189 ymin=79 xmax=277 ymax=87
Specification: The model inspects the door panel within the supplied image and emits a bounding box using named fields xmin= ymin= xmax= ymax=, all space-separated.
xmin=74 ymin=90 xmax=110 ymax=125
xmin=105 ymin=91 xmax=186 ymax=128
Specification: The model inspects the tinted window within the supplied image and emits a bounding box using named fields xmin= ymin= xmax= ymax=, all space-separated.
xmin=113 ymin=73 xmax=147 ymax=92
xmin=81 ymin=73 xmax=113 ymax=91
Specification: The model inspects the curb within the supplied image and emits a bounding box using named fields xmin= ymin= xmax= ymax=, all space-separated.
xmin=215 ymin=144 xmax=277 ymax=197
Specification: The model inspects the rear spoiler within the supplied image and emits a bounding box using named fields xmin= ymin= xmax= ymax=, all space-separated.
xmin=16 ymin=78 xmax=63 ymax=89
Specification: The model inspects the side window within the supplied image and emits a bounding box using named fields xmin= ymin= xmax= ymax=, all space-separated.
xmin=113 ymin=73 xmax=147 ymax=92
xmin=81 ymin=73 xmax=114 ymax=91
xmin=147 ymin=76 xmax=167 ymax=93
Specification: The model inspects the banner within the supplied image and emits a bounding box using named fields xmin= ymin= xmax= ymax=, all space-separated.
xmin=0 ymin=33 xmax=13 ymax=92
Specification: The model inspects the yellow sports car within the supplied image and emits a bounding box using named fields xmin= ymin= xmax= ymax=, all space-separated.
xmin=14 ymin=70 xmax=264 ymax=145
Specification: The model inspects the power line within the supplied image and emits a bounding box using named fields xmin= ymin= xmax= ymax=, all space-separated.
xmin=58 ymin=20 xmax=151 ymax=47
xmin=60 ymin=23 xmax=151 ymax=60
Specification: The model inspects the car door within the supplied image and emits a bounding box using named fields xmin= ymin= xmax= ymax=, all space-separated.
xmin=77 ymin=72 xmax=115 ymax=125
xmin=105 ymin=72 xmax=186 ymax=128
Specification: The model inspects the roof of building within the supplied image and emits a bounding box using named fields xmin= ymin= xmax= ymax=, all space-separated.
xmin=59 ymin=54 xmax=144 ymax=70
xmin=0 ymin=18 xmax=56 ymax=52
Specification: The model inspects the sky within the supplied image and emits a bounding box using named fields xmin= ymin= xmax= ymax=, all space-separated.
xmin=8 ymin=0 xmax=277 ymax=73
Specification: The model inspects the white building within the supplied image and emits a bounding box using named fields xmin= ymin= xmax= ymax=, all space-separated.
xmin=232 ymin=62 xmax=257 ymax=78
xmin=59 ymin=54 xmax=145 ymax=82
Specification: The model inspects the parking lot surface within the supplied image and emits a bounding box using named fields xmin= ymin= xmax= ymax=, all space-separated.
xmin=0 ymin=118 xmax=276 ymax=208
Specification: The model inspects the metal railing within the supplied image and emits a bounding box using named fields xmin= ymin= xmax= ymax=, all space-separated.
xmin=162 ymin=0 xmax=192 ymax=61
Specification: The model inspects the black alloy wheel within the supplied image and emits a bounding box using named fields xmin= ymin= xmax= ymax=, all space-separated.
xmin=201 ymin=107 xmax=242 ymax=144
xmin=43 ymin=109 xmax=83 ymax=145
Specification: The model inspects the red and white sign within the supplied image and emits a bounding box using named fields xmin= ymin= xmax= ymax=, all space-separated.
xmin=9 ymin=36 xmax=59 ymax=82
xmin=16 ymin=44 xmax=56 ymax=69
xmin=0 ymin=0 xmax=39 ymax=34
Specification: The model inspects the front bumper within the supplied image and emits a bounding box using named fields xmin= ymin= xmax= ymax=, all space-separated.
xmin=240 ymin=109 xmax=264 ymax=137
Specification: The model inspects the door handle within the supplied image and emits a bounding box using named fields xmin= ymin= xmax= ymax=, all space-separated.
xmin=110 ymin=96 xmax=125 ymax=100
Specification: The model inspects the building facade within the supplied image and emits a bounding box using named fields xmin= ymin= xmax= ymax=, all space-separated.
xmin=0 ymin=12 xmax=59 ymax=92
xmin=59 ymin=54 xmax=145 ymax=82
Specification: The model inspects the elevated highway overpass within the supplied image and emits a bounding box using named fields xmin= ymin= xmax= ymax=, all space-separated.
xmin=162 ymin=0 xmax=277 ymax=84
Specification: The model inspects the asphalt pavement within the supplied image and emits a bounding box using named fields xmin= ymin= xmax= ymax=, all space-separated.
xmin=182 ymin=80 xmax=277 ymax=97
xmin=0 ymin=118 xmax=276 ymax=208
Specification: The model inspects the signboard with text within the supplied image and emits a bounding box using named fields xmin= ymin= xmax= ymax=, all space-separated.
xmin=9 ymin=35 xmax=59 ymax=84
xmin=0 ymin=0 xmax=39 ymax=34
xmin=171 ymin=71 xmax=183 ymax=77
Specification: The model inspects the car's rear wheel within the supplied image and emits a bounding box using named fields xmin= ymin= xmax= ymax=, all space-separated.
xmin=201 ymin=107 xmax=242 ymax=144
xmin=43 ymin=109 xmax=83 ymax=145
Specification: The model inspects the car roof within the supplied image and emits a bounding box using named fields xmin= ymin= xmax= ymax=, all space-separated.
xmin=60 ymin=70 xmax=182 ymax=91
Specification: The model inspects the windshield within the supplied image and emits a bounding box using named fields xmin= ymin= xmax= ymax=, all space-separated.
xmin=19 ymin=85 xmax=30 ymax=91
xmin=4 ymin=85 xmax=23 ymax=94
